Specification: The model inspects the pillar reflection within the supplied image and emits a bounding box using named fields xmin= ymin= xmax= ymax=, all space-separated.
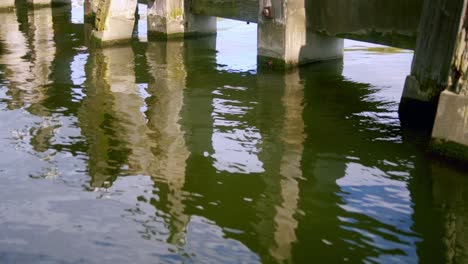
xmin=270 ymin=70 xmax=305 ymax=262
xmin=252 ymin=69 xmax=306 ymax=263
xmin=79 ymin=40 xmax=191 ymax=246
xmin=79 ymin=45 xmax=154 ymax=187
xmin=0 ymin=7 xmax=57 ymax=154
xmin=0 ymin=11 xmax=32 ymax=110
xmin=26 ymin=7 xmax=55 ymax=116
xmin=105 ymin=47 xmax=155 ymax=175
xmin=146 ymin=40 xmax=190 ymax=245
xmin=431 ymin=165 xmax=468 ymax=264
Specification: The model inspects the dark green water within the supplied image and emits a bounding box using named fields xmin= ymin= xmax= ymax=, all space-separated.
xmin=0 ymin=2 xmax=467 ymax=264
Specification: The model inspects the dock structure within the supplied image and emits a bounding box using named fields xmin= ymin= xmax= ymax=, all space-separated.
xmin=6 ymin=0 xmax=468 ymax=162
xmin=89 ymin=0 xmax=423 ymax=66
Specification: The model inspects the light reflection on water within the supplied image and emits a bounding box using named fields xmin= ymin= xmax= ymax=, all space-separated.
xmin=0 ymin=2 xmax=467 ymax=264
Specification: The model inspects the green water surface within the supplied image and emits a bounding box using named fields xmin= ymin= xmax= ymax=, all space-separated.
xmin=0 ymin=2 xmax=467 ymax=264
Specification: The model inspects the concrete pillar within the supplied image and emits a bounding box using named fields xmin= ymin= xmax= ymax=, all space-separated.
xmin=257 ymin=0 xmax=344 ymax=69
xmin=0 ymin=0 xmax=15 ymax=10
xmin=432 ymin=91 xmax=468 ymax=162
xmin=415 ymin=0 xmax=468 ymax=161
xmin=399 ymin=0 xmax=467 ymax=126
xmin=147 ymin=0 xmax=216 ymax=39
xmin=92 ymin=0 xmax=138 ymax=44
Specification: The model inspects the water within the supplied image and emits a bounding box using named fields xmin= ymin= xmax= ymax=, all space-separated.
xmin=0 ymin=2 xmax=467 ymax=264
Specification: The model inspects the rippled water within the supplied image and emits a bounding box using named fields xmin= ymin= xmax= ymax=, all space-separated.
xmin=0 ymin=2 xmax=467 ymax=264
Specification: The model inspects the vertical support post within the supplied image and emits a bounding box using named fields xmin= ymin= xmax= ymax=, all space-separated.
xmin=92 ymin=0 xmax=138 ymax=44
xmin=257 ymin=0 xmax=343 ymax=69
xmin=431 ymin=0 xmax=468 ymax=161
xmin=147 ymin=0 xmax=216 ymax=39
xmin=399 ymin=0 xmax=467 ymax=126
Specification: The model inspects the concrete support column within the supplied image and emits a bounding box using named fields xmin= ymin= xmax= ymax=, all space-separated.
xmin=147 ymin=0 xmax=216 ymax=39
xmin=431 ymin=0 xmax=468 ymax=161
xmin=257 ymin=0 xmax=343 ymax=69
xmin=399 ymin=0 xmax=467 ymax=126
xmin=92 ymin=0 xmax=138 ymax=44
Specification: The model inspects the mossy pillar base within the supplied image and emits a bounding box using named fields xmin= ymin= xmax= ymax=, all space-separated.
xmin=399 ymin=76 xmax=440 ymax=128
xmin=431 ymin=0 xmax=468 ymax=163
xmin=257 ymin=0 xmax=343 ymax=69
xmin=431 ymin=91 xmax=468 ymax=162
xmin=147 ymin=0 xmax=216 ymax=39
xmin=92 ymin=0 xmax=138 ymax=44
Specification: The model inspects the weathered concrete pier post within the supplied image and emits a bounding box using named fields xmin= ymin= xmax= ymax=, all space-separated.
xmin=431 ymin=0 xmax=468 ymax=161
xmin=257 ymin=0 xmax=344 ymax=69
xmin=147 ymin=0 xmax=216 ymax=39
xmin=399 ymin=0 xmax=467 ymax=126
xmin=92 ymin=0 xmax=138 ymax=43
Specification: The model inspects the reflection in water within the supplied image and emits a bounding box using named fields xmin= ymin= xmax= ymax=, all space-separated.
xmin=0 ymin=11 xmax=32 ymax=110
xmin=211 ymin=83 xmax=264 ymax=174
xmin=0 ymin=4 xmax=467 ymax=264
xmin=432 ymin=165 xmax=468 ymax=264
xmin=270 ymin=71 xmax=305 ymax=262
xmin=0 ymin=7 xmax=59 ymax=179
xmin=79 ymin=39 xmax=191 ymax=248
xmin=0 ymin=7 xmax=55 ymax=113
xmin=146 ymin=40 xmax=189 ymax=245
xmin=79 ymin=46 xmax=127 ymax=187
